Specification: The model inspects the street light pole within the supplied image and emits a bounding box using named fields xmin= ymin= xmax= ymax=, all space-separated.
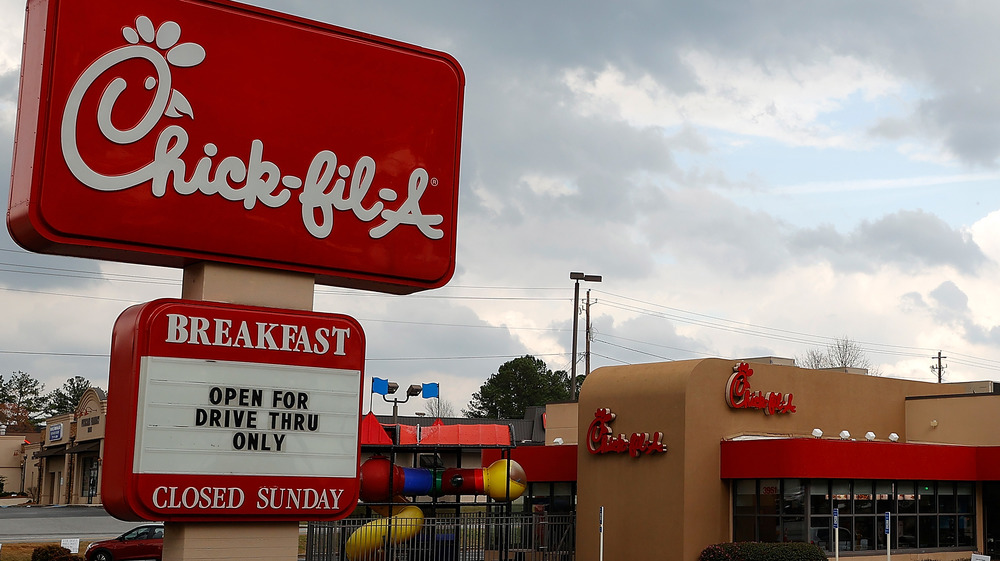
xmin=570 ymin=271 xmax=602 ymax=401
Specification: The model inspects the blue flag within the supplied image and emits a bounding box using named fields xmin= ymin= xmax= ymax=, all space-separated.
xmin=372 ymin=377 xmax=389 ymax=395
xmin=422 ymin=382 xmax=439 ymax=399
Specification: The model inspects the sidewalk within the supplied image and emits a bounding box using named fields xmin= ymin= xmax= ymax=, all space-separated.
xmin=0 ymin=497 xmax=32 ymax=507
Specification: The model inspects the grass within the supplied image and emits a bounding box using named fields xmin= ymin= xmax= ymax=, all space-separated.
xmin=0 ymin=536 xmax=308 ymax=561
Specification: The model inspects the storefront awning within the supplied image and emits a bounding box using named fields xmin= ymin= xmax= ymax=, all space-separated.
xmin=721 ymin=438 xmax=1000 ymax=481
xmin=34 ymin=444 xmax=67 ymax=458
xmin=65 ymin=440 xmax=101 ymax=454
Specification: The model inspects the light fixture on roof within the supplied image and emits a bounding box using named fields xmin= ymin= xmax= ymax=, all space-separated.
xmin=865 ymin=431 xmax=876 ymax=441
xmin=930 ymin=419 xmax=939 ymax=428
xmin=553 ymin=437 xmax=564 ymax=445
xmin=839 ymin=430 xmax=851 ymax=440
xmin=370 ymin=378 xmax=441 ymax=441
xmin=811 ymin=428 xmax=823 ymax=438
xmin=888 ymin=433 xmax=900 ymax=442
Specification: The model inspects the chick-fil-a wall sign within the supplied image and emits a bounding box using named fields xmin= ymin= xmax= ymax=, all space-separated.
xmin=8 ymin=0 xmax=464 ymax=294
xmin=726 ymin=362 xmax=796 ymax=415
xmin=103 ymin=299 xmax=365 ymax=522
xmin=586 ymin=408 xmax=667 ymax=458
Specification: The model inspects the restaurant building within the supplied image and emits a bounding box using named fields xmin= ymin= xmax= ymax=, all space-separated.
xmin=576 ymin=357 xmax=1000 ymax=561
xmin=30 ymin=387 xmax=107 ymax=505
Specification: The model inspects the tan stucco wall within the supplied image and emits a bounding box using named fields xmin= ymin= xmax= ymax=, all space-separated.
xmin=906 ymin=394 xmax=1000 ymax=445
xmin=545 ymin=402 xmax=578 ymax=445
xmin=76 ymin=388 xmax=107 ymax=442
xmin=0 ymin=436 xmax=25 ymax=492
xmin=576 ymin=358 xmax=957 ymax=561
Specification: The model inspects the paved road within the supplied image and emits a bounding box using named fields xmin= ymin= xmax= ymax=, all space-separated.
xmin=0 ymin=505 xmax=147 ymax=543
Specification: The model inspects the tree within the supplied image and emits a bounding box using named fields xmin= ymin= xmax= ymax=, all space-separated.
xmin=0 ymin=371 xmax=47 ymax=420
xmin=424 ymin=398 xmax=456 ymax=418
xmin=0 ymin=402 xmax=33 ymax=428
xmin=46 ymin=376 xmax=93 ymax=416
xmin=798 ymin=337 xmax=882 ymax=376
xmin=463 ymin=355 xmax=571 ymax=419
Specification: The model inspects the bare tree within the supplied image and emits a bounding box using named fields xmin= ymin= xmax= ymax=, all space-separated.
xmin=797 ymin=349 xmax=829 ymax=370
xmin=798 ymin=337 xmax=882 ymax=376
xmin=424 ymin=398 xmax=455 ymax=418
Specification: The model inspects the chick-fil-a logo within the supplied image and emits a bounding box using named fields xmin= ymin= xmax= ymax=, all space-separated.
xmin=726 ymin=362 xmax=795 ymax=415
xmin=60 ymin=15 xmax=444 ymax=242
xmin=586 ymin=408 xmax=667 ymax=458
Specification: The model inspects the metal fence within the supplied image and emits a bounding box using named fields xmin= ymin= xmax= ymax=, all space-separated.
xmin=306 ymin=512 xmax=576 ymax=561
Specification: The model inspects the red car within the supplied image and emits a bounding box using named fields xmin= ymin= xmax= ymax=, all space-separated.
xmin=84 ymin=524 xmax=163 ymax=561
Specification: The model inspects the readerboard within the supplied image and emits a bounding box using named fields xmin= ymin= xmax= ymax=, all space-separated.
xmin=103 ymin=299 xmax=365 ymax=521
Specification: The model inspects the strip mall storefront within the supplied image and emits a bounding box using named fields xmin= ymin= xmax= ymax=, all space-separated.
xmin=576 ymin=357 xmax=1000 ymax=561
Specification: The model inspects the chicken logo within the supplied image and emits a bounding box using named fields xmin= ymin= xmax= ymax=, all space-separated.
xmin=61 ymin=16 xmax=205 ymax=191
xmin=59 ymin=15 xmax=444 ymax=242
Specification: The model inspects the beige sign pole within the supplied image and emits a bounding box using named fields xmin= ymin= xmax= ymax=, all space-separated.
xmin=162 ymin=262 xmax=316 ymax=561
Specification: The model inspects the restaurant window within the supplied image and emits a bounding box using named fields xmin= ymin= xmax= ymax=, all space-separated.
xmin=783 ymin=479 xmax=805 ymax=515
xmin=918 ymin=481 xmax=937 ymax=513
xmin=875 ymin=481 xmax=894 ymax=515
xmin=732 ymin=479 xmax=975 ymax=552
xmin=810 ymin=479 xmax=830 ymax=515
xmin=854 ymin=480 xmax=874 ymax=514
xmin=897 ymin=481 xmax=916 ymax=513
xmin=832 ymin=480 xmax=852 ymax=515
xmin=759 ymin=479 xmax=780 ymax=516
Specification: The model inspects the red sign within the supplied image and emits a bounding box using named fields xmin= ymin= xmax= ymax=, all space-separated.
xmin=103 ymin=299 xmax=365 ymax=521
xmin=586 ymin=408 xmax=667 ymax=458
xmin=8 ymin=0 xmax=464 ymax=294
xmin=726 ymin=362 xmax=796 ymax=415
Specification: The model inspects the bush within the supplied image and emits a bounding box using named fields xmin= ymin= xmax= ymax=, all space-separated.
xmin=699 ymin=542 xmax=828 ymax=561
xmin=31 ymin=545 xmax=71 ymax=561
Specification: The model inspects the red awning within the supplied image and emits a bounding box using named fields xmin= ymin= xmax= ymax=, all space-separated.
xmin=420 ymin=424 xmax=512 ymax=446
xmin=482 ymin=445 xmax=577 ymax=482
xmin=720 ymin=438 xmax=1000 ymax=481
xmin=359 ymin=414 xmax=513 ymax=447
xmin=397 ymin=424 xmax=418 ymax=445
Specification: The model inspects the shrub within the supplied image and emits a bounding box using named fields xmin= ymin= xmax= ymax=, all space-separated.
xmin=699 ymin=542 xmax=827 ymax=561
xmin=31 ymin=545 xmax=71 ymax=561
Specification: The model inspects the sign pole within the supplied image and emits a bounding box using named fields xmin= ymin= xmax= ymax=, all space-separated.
xmin=885 ymin=512 xmax=890 ymax=561
xmin=162 ymin=264 xmax=316 ymax=561
xmin=599 ymin=506 xmax=605 ymax=561
xmin=833 ymin=507 xmax=839 ymax=561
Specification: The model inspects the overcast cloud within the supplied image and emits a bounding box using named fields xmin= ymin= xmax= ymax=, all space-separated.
xmin=4 ymin=0 xmax=1000 ymax=416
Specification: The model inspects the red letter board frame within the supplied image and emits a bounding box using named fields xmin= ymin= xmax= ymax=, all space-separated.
xmin=8 ymin=0 xmax=464 ymax=294
xmin=103 ymin=299 xmax=365 ymax=522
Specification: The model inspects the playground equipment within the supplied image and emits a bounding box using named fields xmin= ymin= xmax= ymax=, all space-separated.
xmin=345 ymin=456 xmax=527 ymax=559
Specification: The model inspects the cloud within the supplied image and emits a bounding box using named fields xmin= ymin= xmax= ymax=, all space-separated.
xmin=792 ymin=210 xmax=988 ymax=275
xmin=7 ymin=0 xmax=1000 ymax=414
xmin=910 ymin=280 xmax=1000 ymax=350
xmin=928 ymin=281 xmax=970 ymax=322
xmin=562 ymin=51 xmax=902 ymax=150
xmin=772 ymin=173 xmax=1000 ymax=196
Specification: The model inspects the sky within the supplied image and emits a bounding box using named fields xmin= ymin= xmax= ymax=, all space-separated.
xmin=4 ymin=0 xmax=1000 ymax=418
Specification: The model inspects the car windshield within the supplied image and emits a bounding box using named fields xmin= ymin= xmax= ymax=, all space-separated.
xmin=122 ymin=527 xmax=158 ymax=540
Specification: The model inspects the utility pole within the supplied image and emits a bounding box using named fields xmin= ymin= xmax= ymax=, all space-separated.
xmin=570 ymin=272 xmax=601 ymax=400
xmin=931 ymin=351 xmax=947 ymax=383
xmin=585 ymin=289 xmax=593 ymax=378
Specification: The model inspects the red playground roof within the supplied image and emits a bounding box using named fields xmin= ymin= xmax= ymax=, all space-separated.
xmin=359 ymin=412 xmax=512 ymax=446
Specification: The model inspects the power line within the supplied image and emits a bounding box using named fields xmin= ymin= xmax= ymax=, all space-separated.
xmin=3 ymin=261 xmax=1000 ymax=374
